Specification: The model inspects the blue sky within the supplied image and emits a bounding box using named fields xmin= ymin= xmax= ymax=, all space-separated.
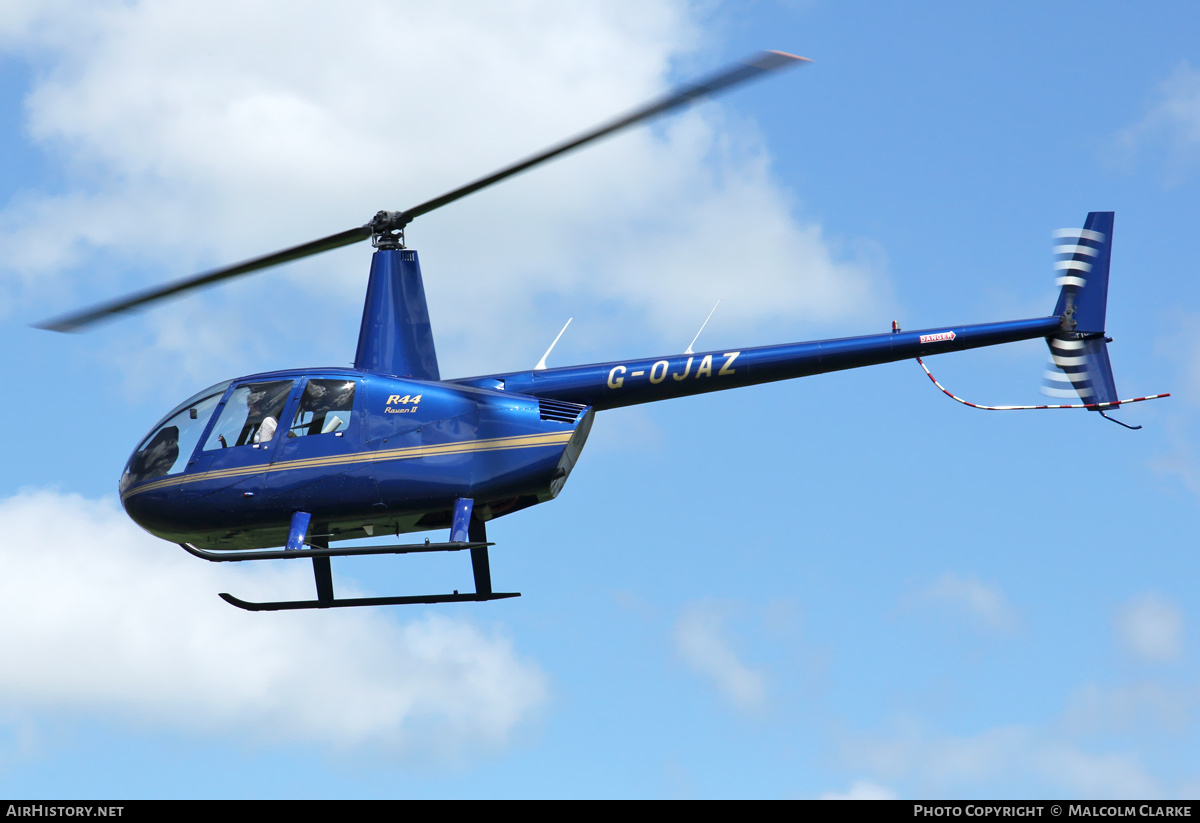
xmin=0 ymin=0 xmax=1198 ymax=799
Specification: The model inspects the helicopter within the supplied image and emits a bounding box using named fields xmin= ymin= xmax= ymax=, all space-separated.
xmin=38 ymin=51 xmax=1168 ymax=612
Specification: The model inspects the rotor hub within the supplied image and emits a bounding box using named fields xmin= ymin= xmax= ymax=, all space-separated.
xmin=369 ymin=210 xmax=412 ymax=250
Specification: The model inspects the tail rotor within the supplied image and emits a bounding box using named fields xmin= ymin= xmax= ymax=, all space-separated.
xmin=915 ymin=211 xmax=1169 ymax=427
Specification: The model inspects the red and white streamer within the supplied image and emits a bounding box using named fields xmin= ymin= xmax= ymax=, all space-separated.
xmin=915 ymin=357 xmax=1170 ymax=411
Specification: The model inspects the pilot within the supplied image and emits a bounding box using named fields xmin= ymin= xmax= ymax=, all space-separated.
xmin=134 ymin=425 xmax=180 ymax=480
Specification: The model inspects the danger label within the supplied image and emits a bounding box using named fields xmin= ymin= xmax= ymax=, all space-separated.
xmin=919 ymin=331 xmax=956 ymax=344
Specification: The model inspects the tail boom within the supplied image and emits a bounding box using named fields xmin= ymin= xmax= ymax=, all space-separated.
xmin=458 ymin=316 xmax=1064 ymax=410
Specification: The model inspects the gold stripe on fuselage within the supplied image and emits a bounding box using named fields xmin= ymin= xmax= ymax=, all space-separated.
xmin=122 ymin=431 xmax=575 ymax=499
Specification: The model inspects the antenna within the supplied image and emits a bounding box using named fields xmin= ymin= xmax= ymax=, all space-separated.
xmin=685 ymin=299 xmax=722 ymax=355
xmin=534 ymin=318 xmax=573 ymax=371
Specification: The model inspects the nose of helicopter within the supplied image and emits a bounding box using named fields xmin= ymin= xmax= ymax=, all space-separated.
xmin=118 ymin=380 xmax=233 ymax=540
xmin=120 ymin=477 xmax=180 ymax=540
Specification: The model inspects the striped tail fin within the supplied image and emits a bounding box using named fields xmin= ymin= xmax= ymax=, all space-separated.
xmin=915 ymin=210 xmax=1166 ymax=425
xmin=1043 ymin=335 xmax=1118 ymax=404
xmin=1042 ymin=212 xmax=1120 ymax=406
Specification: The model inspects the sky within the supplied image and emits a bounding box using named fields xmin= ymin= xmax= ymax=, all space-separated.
xmin=0 ymin=0 xmax=1198 ymax=799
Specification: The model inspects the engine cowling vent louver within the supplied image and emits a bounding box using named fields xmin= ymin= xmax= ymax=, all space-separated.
xmin=538 ymin=398 xmax=586 ymax=423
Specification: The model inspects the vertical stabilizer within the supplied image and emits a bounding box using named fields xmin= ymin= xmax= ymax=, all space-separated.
xmin=1052 ymin=211 xmax=1112 ymax=335
xmin=1044 ymin=212 xmax=1118 ymax=405
xmin=354 ymin=248 xmax=440 ymax=380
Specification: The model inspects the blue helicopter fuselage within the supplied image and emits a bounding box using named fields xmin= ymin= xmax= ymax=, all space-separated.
xmin=121 ymin=369 xmax=593 ymax=550
xmin=118 ymin=247 xmax=1063 ymax=552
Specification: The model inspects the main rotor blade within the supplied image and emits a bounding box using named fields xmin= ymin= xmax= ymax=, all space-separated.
xmin=36 ymin=224 xmax=372 ymax=332
xmin=403 ymin=50 xmax=809 ymax=221
xmin=36 ymin=50 xmax=808 ymax=333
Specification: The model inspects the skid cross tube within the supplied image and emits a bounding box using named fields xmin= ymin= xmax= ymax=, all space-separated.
xmin=180 ymin=540 xmax=494 ymax=562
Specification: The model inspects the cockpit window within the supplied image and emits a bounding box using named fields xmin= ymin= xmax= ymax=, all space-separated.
xmin=124 ymin=385 xmax=227 ymax=486
xmin=288 ymin=379 xmax=355 ymax=438
xmin=204 ymin=381 xmax=294 ymax=450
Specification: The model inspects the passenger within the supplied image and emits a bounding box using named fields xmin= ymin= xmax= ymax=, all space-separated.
xmin=244 ymin=389 xmax=282 ymax=445
xmin=254 ymin=414 xmax=277 ymax=443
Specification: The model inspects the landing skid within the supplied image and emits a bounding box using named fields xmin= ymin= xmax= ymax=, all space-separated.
xmin=219 ymin=591 xmax=520 ymax=612
xmin=186 ymin=499 xmax=518 ymax=611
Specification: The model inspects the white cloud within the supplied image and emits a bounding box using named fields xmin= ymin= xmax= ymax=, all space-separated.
xmin=819 ymin=780 xmax=897 ymax=800
xmin=1029 ymin=742 xmax=1161 ymax=798
xmin=673 ymin=602 xmax=766 ymax=712
xmin=0 ymin=489 xmax=548 ymax=757
xmin=1115 ymin=593 xmax=1184 ymax=662
xmin=917 ymin=573 xmax=1020 ymax=633
xmin=1161 ymin=315 xmax=1200 ymax=409
xmin=838 ymin=722 xmax=1162 ymax=798
xmin=1062 ymin=682 xmax=1190 ymax=737
xmin=1147 ymin=315 xmax=1200 ymax=499
xmin=1116 ymin=61 xmax=1200 ymax=185
xmin=842 ymin=722 xmax=1032 ymax=787
xmin=0 ymin=0 xmax=885 ymax=378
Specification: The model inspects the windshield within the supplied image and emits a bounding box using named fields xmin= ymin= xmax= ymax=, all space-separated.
xmin=122 ymin=380 xmax=231 ymax=490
